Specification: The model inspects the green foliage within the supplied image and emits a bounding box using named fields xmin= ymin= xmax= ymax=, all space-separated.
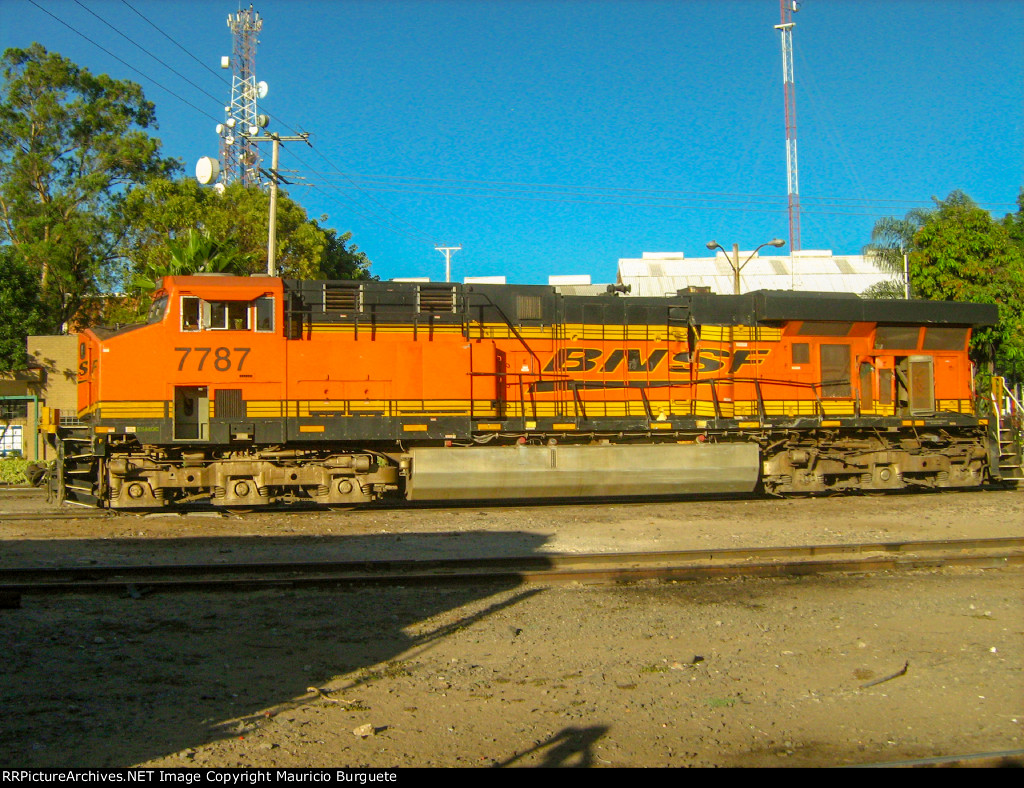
xmin=860 ymin=279 xmax=905 ymax=299
xmin=910 ymin=191 xmax=1024 ymax=384
xmin=870 ymin=190 xmax=1024 ymax=386
xmin=318 ymin=224 xmax=374 ymax=281
xmin=0 ymin=457 xmax=30 ymax=485
xmin=0 ymin=43 xmax=180 ymax=333
xmin=863 ymin=210 xmax=930 ymax=295
xmin=0 ymin=247 xmax=46 ymax=369
xmin=130 ymin=229 xmax=255 ymax=298
xmin=117 ymin=179 xmax=374 ymax=288
xmin=1 ymin=45 xmax=373 ymax=345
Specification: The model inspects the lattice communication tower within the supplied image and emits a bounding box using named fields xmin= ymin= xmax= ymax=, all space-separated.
xmin=218 ymin=5 xmax=264 ymax=187
xmin=775 ymin=0 xmax=801 ymax=252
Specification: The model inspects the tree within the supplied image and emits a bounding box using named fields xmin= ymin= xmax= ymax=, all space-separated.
xmin=910 ymin=192 xmax=1024 ymax=385
xmin=0 ymin=44 xmax=180 ymax=333
xmin=130 ymin=229 xmax=255 ymax=299
xmin=116 ymin=179 xmax=374 ymax=286
xmin=860 ymin=279 xmax=905 ymax=299
xmin=318 ymin=225 xmax=373 ymax=280
xmin=863 ymin=207 xmax=931 ymax=297
xmin=0 ymin=248 xmax=45 ymax=369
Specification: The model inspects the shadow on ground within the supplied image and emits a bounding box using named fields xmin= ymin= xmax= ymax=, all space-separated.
xmin=1 ymin=529 xmax=549 ymax=767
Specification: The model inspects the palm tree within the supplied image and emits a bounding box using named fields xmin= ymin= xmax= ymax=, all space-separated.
xmin=131 ymin=230 xmax=255 ymax=296
xmin=862 ymin=209 xmax=932 ymax=298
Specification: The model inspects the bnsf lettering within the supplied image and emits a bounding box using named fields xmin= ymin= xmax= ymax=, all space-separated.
xmin=543 ymin=348 xmax=603 ymax=373
xmin=546 ymin=347 xmax=769 ymax=375
xmin=729 ymin=349 xmax=768 ymax=373
xmin=601 ymin=349 xmax=669 ymax=373
xmin=77 ymin=359 xmax=98 ymax=379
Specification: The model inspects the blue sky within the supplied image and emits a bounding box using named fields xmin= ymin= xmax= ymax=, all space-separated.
xmin=2 ymin=0 xmax=1021 ymax=283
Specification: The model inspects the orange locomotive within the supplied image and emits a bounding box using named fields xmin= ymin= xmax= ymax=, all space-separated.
xmin=51 ymin=274 xmax=1014 ymax=508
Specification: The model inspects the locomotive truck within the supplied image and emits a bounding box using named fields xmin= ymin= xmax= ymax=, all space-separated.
xmin=44 ymin=275 xmax=1023 ymax=509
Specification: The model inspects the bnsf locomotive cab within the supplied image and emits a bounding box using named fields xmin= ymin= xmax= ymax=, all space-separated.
xmin=79 ymin=275 xmax=286 ymax=444
xmin=51 ymin=276 xmax=1013 ymax=509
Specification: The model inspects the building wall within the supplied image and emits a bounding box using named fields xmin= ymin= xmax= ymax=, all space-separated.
xmin=28 ymin=335 xmax=79 ymax=412
xmin=0 ymin=335 xmax=80 ymax=462
xmin=0 ymin=367 xmax=43 ymax=460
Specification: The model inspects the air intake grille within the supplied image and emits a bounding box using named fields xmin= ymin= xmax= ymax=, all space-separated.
xmin=516 ymin=295 xmax=543 ymax=321
xmin=215 ymin=389 xmax=245 ymax=419
xmin=324 ymin=284 xmax=362 ymax=312
xmin=418 ymin=285 xmax=457 ymax=313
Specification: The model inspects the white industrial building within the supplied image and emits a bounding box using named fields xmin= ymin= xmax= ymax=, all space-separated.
xmin=616 ymin=250 xmax=899 ymax=297
xmin=399 ymin=249 xmax=899 ymax=297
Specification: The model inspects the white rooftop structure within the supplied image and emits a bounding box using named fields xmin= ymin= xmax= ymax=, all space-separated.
xmin=548 ymin=274 xmax=592 ymax=285
xmin=617 ymin=250 xmax=899 ymax=297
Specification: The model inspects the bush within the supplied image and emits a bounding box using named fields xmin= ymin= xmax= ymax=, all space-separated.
xmin=0 ymin=457 xmax=31 ymax=485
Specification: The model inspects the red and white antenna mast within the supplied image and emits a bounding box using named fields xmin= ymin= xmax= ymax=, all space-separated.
xmin=775 ymin=0 xmax=801 ymax=252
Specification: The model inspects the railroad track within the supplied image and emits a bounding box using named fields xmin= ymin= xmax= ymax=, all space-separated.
xmin=0 ymin=484 xmax=1011 ymax=522
xmin=2 ymin=537 xmax=1021 ymax=597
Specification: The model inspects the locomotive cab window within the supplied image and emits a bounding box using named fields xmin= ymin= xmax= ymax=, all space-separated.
xmin=255 ymin=296 xmax=274 ymax=332
xmin=181 ymin=297 xmax=200 ymax=332
xmin=205 ymin=300 xmax=250 ymax=331
xmin=147 ymin=295 xmax=168 ymax=325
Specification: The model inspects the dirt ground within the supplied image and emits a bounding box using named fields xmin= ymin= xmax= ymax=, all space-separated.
xmin=1 ymin=488 xmax=1022 ymax=768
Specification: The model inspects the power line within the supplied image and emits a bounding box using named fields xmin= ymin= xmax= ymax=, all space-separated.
xmin=291 ymin=173 xmax=1017 ymax=219
xmin=295 ymin=171 xmax=1019 ymax=211
xmin=58 ymin=0 xmax=441 ymax=246
xmin=278 ymin=145 xmax=440 ymax=246
xmin=117 ymin=0 xmax=232 ymax=88
xmin=71 ymin=0 xmax=224 ymax=107
xmin=25 ymin=0 xmax=221 ymax=124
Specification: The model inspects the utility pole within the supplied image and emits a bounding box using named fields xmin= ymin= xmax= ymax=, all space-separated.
xmin=775 ymin=0 xmax=802 ymax=253
xmin=246 ymin=131 xmax=311 ymax=276
xmin=435 ymin=245 xmax=462 ymax=283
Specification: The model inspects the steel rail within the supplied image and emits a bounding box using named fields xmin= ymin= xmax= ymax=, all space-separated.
xmin=852 ymin=748 xmax=1024 ymax=768
xmin=1 ymin=537 xmax=1021 ymax=596
xmin=0 ymin=484 xmax=1010 ymax=522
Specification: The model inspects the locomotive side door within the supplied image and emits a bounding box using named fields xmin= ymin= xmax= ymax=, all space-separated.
xmin=907 ymin=355 xmax=935 ymax=415
xmin=174 ymin=385 xmax=209 ymax=440
xmin=891 ymin=356 xmax=935 ymax=416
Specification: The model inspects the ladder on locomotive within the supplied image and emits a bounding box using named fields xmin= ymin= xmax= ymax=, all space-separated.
xmin=991 ymin=377 xmax=1024 ymax=484
xmin=48 ymin=419 xmax=100 ymax=507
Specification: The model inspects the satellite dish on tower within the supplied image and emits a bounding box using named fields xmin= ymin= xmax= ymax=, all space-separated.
xmin=195 ymin=156 xmax=221 ymax=185
xmin=225 ymin=135 xmax=234 ymax=146
xmin=257 ymin=81 xmax=269 ymax=99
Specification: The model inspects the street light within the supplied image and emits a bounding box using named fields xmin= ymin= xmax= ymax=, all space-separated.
xmin=705 ymin=238 xmax=786 ymax=295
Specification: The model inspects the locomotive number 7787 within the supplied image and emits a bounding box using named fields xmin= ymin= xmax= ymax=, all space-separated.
xmin=175 ymin=347 xmax=251 ymax=372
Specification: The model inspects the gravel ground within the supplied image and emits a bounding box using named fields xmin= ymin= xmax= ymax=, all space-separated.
xmin=1 ymin=487 xmax=1022 ymax=768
